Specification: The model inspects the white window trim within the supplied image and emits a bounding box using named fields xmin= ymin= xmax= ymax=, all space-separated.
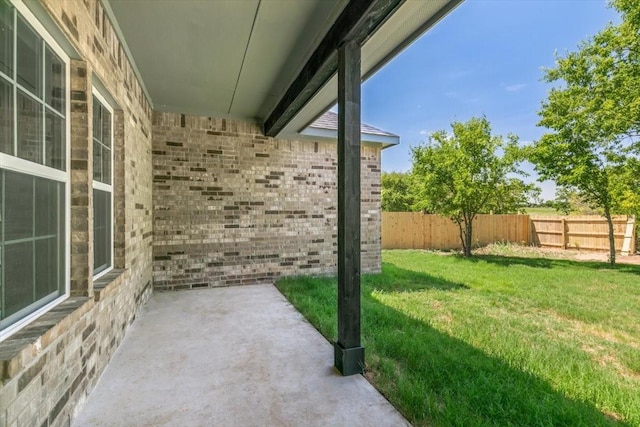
xmin=0 ymin=0 xmax=70 ymax=342
xmin=91 ymin=88 xmax=114 ymax=280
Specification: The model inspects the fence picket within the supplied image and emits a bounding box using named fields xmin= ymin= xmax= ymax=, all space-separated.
xmin=381 ymin=213 xmax=635 ymax=253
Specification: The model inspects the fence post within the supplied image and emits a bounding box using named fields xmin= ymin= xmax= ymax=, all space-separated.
xmin=561 ymin=218 xmax=567 ymax=249
xmin=621 ymin=216 xmax=635 ymax=256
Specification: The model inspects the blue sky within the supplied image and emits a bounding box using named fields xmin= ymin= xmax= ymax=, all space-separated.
xmin=362 ymin=0 xmax=621 ymax=201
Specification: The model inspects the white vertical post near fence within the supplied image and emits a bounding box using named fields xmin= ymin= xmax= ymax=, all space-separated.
xmin=621 ymin=216 xmax=635 ymax=256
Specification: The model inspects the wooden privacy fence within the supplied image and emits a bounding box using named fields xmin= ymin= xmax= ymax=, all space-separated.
xmin=381 ymin=212 xmax=636 ymax=254
xmin=530 ymin=216 xmax=635 ymax=253
xmin=381 ymin=213 xmax=530 ymax=250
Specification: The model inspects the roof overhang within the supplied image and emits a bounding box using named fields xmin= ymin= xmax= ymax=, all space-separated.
xmin=106 ymin=0 xmax=462 ymax=138
xmin=300 ymin=127 xmax=399 ymax=148
xmin=301 ymin=111 xmax=399 ymax=149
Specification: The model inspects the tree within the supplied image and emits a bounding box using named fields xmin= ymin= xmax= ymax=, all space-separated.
xmin=381 ymin=172 xmax=417 ymax=212
xmin=411 ymin=117 xmax=526 ymax=257
xmin=528 ymin=0 xmax=640 ymax=265
xmin=553 ymin=186 xmax=600 ymax=215
xmin=490 ymin=178 xmax=541 ymax=214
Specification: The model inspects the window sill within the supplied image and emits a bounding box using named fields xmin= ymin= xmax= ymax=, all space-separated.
xmin=0 ymin=297 xmax=91 ymax=384
xmin=0 ymin=269 xmax=127 ymax=384
xmin=93 ymin=269 xmax=125 ymax=301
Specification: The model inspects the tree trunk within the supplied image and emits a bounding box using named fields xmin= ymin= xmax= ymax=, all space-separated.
xmin=464 ymin=220 xmax=473 ymax=257
xmin=604 ymin=209 xmax=616 ymax=265
xmin=456 ymin=220 xmax=467 ymax=257
xmin=456 ymin=217 xmax=474 ymax=257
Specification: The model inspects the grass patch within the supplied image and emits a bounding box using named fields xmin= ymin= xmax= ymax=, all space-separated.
xmin=276 ymin=250 xmax=640 ymax=426
xmin=526 ymin=206 xmax=564 ymax=216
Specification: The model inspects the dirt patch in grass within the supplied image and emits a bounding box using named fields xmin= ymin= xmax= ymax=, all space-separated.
xmin=475 ymin=243 xmax=640 ymax=265
xmin=581 ymin=344 xmax=640 ymax=380
xmin=571 ymin=251 xmax=640 ymax=265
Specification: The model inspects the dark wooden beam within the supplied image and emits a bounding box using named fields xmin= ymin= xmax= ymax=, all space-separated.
xmin=262 ymin=0 xmax=403 ymax=137
xmin=334 ymin=40 xmax=364 ymax=376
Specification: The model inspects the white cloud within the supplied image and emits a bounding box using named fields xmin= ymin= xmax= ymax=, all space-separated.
xmin=505 ymin=83 xmax=527 ymax=92
xmin=419 ymin=129 xmax=430 ymax=136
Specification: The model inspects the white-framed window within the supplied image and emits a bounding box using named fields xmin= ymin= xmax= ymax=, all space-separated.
xmin=0 ymin=0 xmax=70 ymax=339
xmin=92 ymin=90 xmax=113 ymax=279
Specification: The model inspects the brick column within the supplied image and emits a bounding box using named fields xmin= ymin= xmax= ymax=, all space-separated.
xmin=69 ymin=59 xmax=93 ymax=296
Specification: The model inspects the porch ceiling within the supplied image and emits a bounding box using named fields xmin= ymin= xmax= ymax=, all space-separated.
xmin=106 ymin=0 xmax=461 ymax=137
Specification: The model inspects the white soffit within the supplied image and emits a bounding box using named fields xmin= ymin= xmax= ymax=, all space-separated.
xmin=230 ymin=1 xmax=348 ymax=120
xmin=279 ymin=0 xmax=459 ymax=140
xmin=107 ymin=0 xmax=348 ymax=120
xmin=105 ymin=0 xmax=460 ymax=133
xmin=108 ymin=0 xmax=259 ymax=116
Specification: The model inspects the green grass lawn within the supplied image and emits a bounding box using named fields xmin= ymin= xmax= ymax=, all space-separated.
xmin=276 ymin=250 xmax=640 ymax=426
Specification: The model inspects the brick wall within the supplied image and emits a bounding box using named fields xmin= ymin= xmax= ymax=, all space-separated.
xmin=152 ymin=112 xmax=381 ymax=290
xmin=0 ymin=0 xmax=153 ymax=426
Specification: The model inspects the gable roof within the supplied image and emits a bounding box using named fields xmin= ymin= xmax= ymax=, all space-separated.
xmin=301 ymin=111 xmax=399 ymax=148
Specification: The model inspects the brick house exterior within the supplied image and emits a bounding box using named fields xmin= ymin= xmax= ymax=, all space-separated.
xmin=0 ymin=0 xmax=400 ymax=425
xmin=151 ymin=112 xmax=387 ymax=290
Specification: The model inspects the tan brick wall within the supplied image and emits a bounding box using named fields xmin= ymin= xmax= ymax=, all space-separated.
xmin=0 ymin=0 xmax=153 ymax=426
xmin=152 ymin=112 xmax=381 ymax=290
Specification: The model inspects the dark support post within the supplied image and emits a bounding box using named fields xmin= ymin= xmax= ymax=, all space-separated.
xmin=334 ymin=40 xmax=364 ymax=376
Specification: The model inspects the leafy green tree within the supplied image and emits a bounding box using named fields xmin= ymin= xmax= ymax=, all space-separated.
xmin=381 ymin=172 xmax=417 ymax=212
xmin=529 ymin=0 xmax=640 ymax=264
xmin=411 ymin=117 xmax=526 ymax=257
xmin=490 ymin=178 xmax=541 ymax=214
xmin=552 ymin=186 xmax=599 ymax=215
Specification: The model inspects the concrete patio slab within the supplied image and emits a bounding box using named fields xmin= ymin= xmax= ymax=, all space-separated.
xmin=72 ymin=284 xmax=410 ymax=427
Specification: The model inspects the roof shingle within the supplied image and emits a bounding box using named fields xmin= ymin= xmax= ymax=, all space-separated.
xmin=309 ymin=111 xmax=398 ymax=138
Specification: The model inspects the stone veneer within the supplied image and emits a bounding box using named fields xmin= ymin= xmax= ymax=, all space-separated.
xmin=0 ymin=0 xmax=152 ymax=426
xmin=152 ymin=112 xmax=382 ymax=290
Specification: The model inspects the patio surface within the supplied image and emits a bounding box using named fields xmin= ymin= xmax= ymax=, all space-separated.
xmin=72 ymin=284 xmax=410 ymax=427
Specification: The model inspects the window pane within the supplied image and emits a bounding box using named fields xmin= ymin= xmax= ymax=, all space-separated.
xmin=45 ymin=109 xmax=65 ymax=170
xmin=92 ymin=96 xmax=101 ymax=141
xmin=0 ymin=0 xmax=13 ymax=77
xmin=35 ymin=176 xmax=56 ymax=236
xmin=17 ymin=16 xmax=42 ymax=97
xmin=5 ymin=170 xmax=33 ymax=241
xmin=102 ymin=145 xmax=111 ymax=184
xmin=4 ymin=241 xmax=34 ymax=317
xmin=2 ymin=173 xmax=64 ymax=322
xmin=0 ymin=76 xmax=12 ymax=155
xmin=93 ymin=139 xmax=101 ymax=181
xmin=35 ymin=237 xmax=57 ymax=299
xmin=58 ymin=182 xmax=65 ymax=288
xmin=45 ymin=47 xmax=65 ymax=114
xmin=44 ymin=46 xmax=65 ymax=114
xmin=93 ymin=189 xmax=111 ymax=273
xmin=102 ymin=107 xmax=111 ymax=148
xmin=17 ymin=89 xmax=43 ymax=164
